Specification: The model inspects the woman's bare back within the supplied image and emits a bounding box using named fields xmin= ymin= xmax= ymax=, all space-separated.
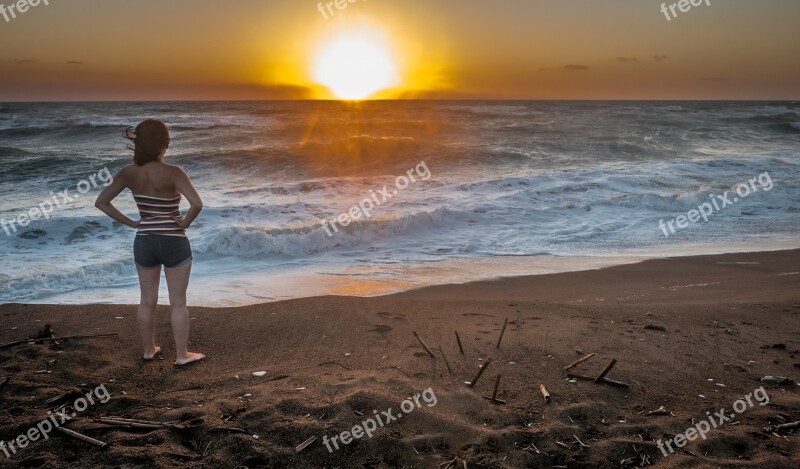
xmin=124 ymin=162 xmax=181 ymax=198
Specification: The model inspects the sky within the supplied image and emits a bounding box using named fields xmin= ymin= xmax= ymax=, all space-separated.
xmin=0 ymin=0 xmax=799 ymax=101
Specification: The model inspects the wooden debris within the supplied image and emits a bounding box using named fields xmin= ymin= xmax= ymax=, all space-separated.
xmin=455 ymin=331 xmax=464 ymax=354
xmin=775 ymin=421 xmax=800 ymax=432
xmin=439 ymin=345 xmax=453 ymax=374
xmin=594 ymin=358 xmax=617 ymax=383
xmin=539 ymin=384 xmax=551 ymax=403
xmin=555 ymin=440 xmax=569 ymax=449
xmin=567 ymin=373 xmax=630 ymax=388
xmin=644 ymin=406 xmax=669 ymax=416
xmin=96 ymin=417 xmax=202 ymax=430
xmin=0 ymin=377 xmax=8 ymax=389
xmin=208 ymin=426 xmax=248 ymax=434
xmin=564 ymin=352 xmax=595 ymax=371
xmin=483 ymin=374 xmax=506 ymax=404
xmin=496 ymin=318 xmax=509 ymax=349
xmin=466 ymin=358 xmax=491 ymax=387
xmin=0 ymin=332 xmax=118 ymax=350
xmin=573 ymin=435 xmax=591 ymax=448
xmin=295 ymin=436 xmax=317 ymax=453
xmin=56 ymin=427 xmax=107 ymax=448
xmin=43 ymin=389 xmax=84 ymax=406
xmin=412 ymin=331 xmax=435 ymax=358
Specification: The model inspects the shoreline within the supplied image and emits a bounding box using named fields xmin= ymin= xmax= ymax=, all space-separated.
xmin=14 ymin=238 xmax=800 ymax=307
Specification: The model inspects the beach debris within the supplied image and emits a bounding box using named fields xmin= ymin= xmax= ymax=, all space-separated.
xmin=466 ymin=358 xmax=492 ymax=387
xmin=252 ymin=371 xmax=267 ymax=377
xmin=0 ymin=377 xmax=8 ymax=390
xmin=573 ymin=435 xmax=591 ymax=448
xmin=412 ymin=331 xmax=435 ymax=358
xmin=760 ymin=376 xmax=795 ymax=386
xmin=567 ymin=373 xmax=630 ymax=388
xmin=760 ymin=343 xmax=787 ymax=349
xmin=594 ymin=358 xmax=618 ymax=383
xmin=455 ymin=331 xmax=464 ymax=354
xmin=295 ymin=436 xmax=317 ymax=453
xmin=644 ymin=324 xmax=666 ymax=331
xmin=555 ymin=440 xmax=570 ymax=449
xmin=439 ymin=345 xmax=453 ymax=374
xmin=643 ymin=406 xmax=670 ymax=416
xmin=775 ymin=421 xmax=800 ymax=432
xmin=96 ymin=417 xmax=203 ymax=430
xmin=483 ymin=374 xmax=505 ymax=404
xmin=208 ymin=426 xmax=248 ymax=434
xmin=496 ymin=318 xmax=509 ymax=349
xmin=57 ymin=427 xmax=107 ymax=448
xmin=539 ymin=384 xmax=551 ymax=403
xmin=0 ymin=332 xmax=119 ymax=350
xmin=43 ymin=388 xmax=85 ymax=406
xmin=35 ymin=324 xmax=55 ymax=341
xmin=564 ymin=352 xmax=595 ymax=371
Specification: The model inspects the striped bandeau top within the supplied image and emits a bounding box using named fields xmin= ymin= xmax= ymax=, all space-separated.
xmin=133 ymin=193 xmax=186 ymax=237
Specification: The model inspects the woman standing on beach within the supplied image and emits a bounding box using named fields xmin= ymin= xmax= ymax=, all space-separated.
xmin=95 ymin=119 xmax=205 ymax=366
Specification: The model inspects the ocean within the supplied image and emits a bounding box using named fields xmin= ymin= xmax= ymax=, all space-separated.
xmin=1 ymin=101 xmax=798 ymax=305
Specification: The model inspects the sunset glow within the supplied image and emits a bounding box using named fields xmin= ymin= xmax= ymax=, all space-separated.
xmin=312 ymin=32 xmax=400 ymax=100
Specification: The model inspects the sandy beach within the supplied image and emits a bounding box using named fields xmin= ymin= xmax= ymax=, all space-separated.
xmin=0 ymin=249 xmax=798 ymax=468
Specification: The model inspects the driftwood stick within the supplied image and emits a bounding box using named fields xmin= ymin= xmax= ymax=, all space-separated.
xmin=567 ymin=373 xmax=630 ymax=388
xmin=100 ymin=417 xmax=181 ymax=425
xmin=96 ymin=419 xmax=163 ymax=430
xmin=438 ymin=346 xmax=453 ymax=374
xmin=455 ymin=331 xmax=464 ymax=354
xmin=295 ymin=436 xmax=317 ymax=453
xmin=0 ymin=333 xmax=118 ymax=350
xmin=496 ymin=318 xmax=509 ymax=349
xmin=492 ymin=374 xmax=501 ymax=400
xmin=564 ymin=353 xmax=595 ymax=371
xmin=56 ymin=427 xmax=107 ymax=448
xmin=466 ymin=359 xmax=491 ymax=387
xmin=412 ymin=331 xmax=435 ymax=358
xmin=482 ymin=374 xmax=506 ymax=404
xmin=0 ymin=377 xmax=8 ymax=389
xmin=96 ymin=417 xmax=201 ymax=430
xmin=594 ymin=358 xmax=617 ymax=383
xmin=776 ymin=421 xmax=800 ymax=431
xmin=209 ymin=426 xmax=248 ymax=434
xmin=540 ymin=384 xmax=551 ymax=403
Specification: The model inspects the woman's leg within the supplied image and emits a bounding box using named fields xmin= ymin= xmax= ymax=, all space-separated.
xmin=136 ymin=265 xmax=162 ymax=359
xmin=165 ymin=261 xmax=205 ymax=365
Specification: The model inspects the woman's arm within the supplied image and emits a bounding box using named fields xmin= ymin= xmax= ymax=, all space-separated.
xmin=172 ymin=168 xmax=203 ymax=229
xmin=95 ymin=167 xmax=139 ymax=228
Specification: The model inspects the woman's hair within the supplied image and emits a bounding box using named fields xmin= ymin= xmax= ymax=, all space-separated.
xmin=123 ymin=119 xmax=170 ymax=166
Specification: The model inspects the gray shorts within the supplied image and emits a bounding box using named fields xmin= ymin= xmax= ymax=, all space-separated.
xmin=134 ymin=235 xmax=193 ymax=269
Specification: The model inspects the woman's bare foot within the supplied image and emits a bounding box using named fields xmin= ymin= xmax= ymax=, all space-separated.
xmin=143 ymin=345 xmax=161 ymax=361
xmin=175 ymin=352 xmax=206 ymax=366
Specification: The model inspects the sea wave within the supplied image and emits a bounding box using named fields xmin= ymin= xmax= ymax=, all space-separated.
xmin=197 ymin=207 xmax=457 ymax=258
xmin=0 ymin=259 xmax=135 ymax=302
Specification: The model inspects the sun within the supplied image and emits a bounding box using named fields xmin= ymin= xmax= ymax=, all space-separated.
xmin=313 ymin=32 xmax=400 ymax=100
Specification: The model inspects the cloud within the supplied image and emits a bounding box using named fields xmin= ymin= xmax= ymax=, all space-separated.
xmin=66 ymin=61 xmax=85 ymax=65
xmin=564 ymin=64 xmax=590 ymax=71
xmin=617 ymin=57 xmax=639 ymax=63
xmin=653 ymin=55 xmax=669 ymax=62
xmin=700 ymin=76 xmax=726 ymax=81
xmin=13 ymin=59 xmax=36 ymax=65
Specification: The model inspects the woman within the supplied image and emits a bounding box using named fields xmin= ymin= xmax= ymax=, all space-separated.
xmin=95 ymin=119 xmax=205 ymax=366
